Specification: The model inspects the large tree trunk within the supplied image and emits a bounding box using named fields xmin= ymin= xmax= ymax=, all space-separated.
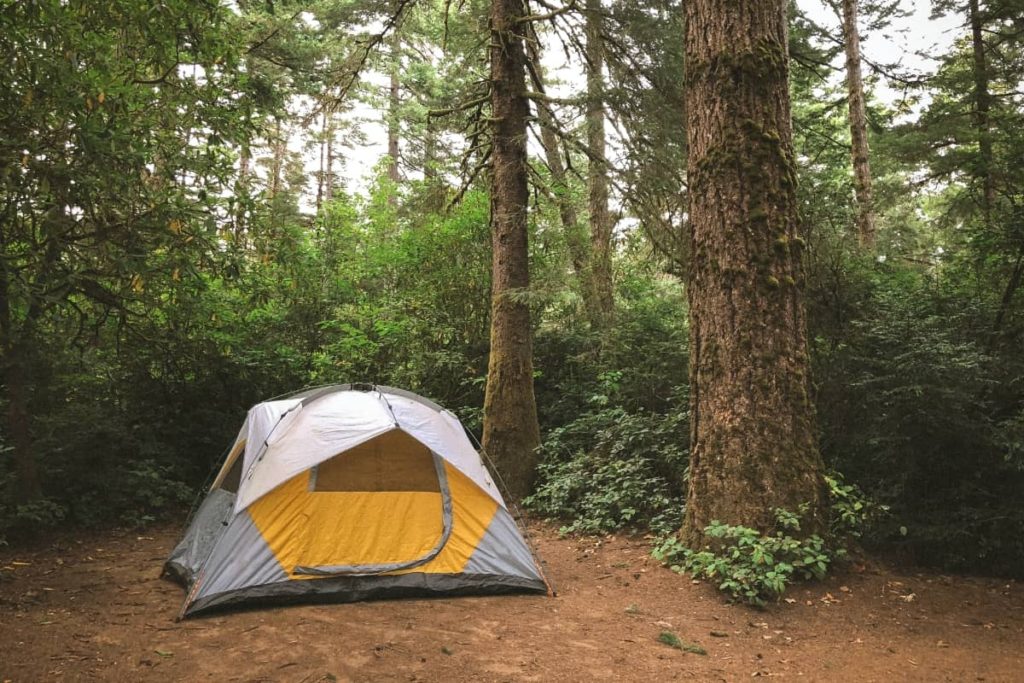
xmin=586 ymin=0 xmax=614 ymax=326
xmin=481 ymin=0 xmax=541 ymax=501
xmin=681 ymin=0 xmax=827 ymax=546
xmin=968 ymin=0 xmax=994 ymax=223
xmin=841 ymin=0 xmax=875 ymax=248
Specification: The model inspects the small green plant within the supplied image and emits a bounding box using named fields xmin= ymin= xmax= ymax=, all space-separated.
xmin=657 ymin=631 xmax=707 ymax=655
xmin=653 ymin=476 xmax=887 ymax=606
xmin=826 ymin=473 xmax=888 ymax=540
xmin=654 ymin=509 xmax=832 ymax=607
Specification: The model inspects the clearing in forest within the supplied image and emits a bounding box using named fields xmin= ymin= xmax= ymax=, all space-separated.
xmin=1 ymin=522 xmax=1021 ymax=682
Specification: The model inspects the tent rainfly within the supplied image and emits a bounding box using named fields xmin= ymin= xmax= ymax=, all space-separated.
xmin=165 ymin=384 xmax=550 ymax=618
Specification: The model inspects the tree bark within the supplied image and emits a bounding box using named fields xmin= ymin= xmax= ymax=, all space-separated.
xmin=325 ymin=115 xmax=335 ymax=202
xmin=681 ymin=0 xmax=827 ymax=546
xmin=269 ymin=118 xmax=285 ymax=199
xmin=968 ymin=0 xmax=995 ymax=223
xmin=317 ymin=111 xmax=328 ymax=213
xmin=481 ymin=0 xmax=541 ymax=501
xmin=586 ymin=0 xmax=614 ymax=326
xmin=387 ymin=30 xmax=402 ymax=186
xmin=526 ymin=35 xmax=600 ymax=325
xmin=3 ymin=343 xmax=41 ymax=504
xmin=841 ymin=0 xmax=876 ymax=248
xmin=990 ymin=243 xmax=1024 ymax=349
xmin=235 ymin=145 xmax=250 ymax=244
xmin=0 ymin=256 xmax=42 ymax=503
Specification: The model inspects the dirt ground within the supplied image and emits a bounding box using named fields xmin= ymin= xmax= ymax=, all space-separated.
xmin=1 ymin=522 xmax=1022 ymax=683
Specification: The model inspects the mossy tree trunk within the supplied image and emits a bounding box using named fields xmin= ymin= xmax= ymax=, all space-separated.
xmin=841 ymin=0 xmax=875 ymax=248
xmin=586 ymin=0 xmax=614 ymax=327
xmin=481 ymin=0 xmax=541 ymax=501
xmin=681 ymin=0 xmax=827 ymax=546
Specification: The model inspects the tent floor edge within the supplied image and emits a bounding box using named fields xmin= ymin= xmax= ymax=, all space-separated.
xmin=182 ymin=572 xmax=548 ymax=618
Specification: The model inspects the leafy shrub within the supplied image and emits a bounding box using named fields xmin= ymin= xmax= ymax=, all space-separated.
xmin=653 ymin=508 xmax=833 ymax=607
xmin=653 ymin=477 xmax=884 ymax=606
xmin=0 ymin=497 xmax=66 ymax=547
xmin=826 ymin=473 xmax=889 ymax=540
xmin=811 ymin=265 xmax=1024 ymax=576
xmin=524 ymin=401 xmax=687 ymax=535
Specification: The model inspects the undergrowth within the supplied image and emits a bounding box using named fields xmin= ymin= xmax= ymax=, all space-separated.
xmin=652 ymin=475 xmax=887 ymax=606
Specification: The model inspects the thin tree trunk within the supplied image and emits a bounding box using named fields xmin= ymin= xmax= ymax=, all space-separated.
xmin=0 ymin=246 xmax=42 ymax=503
xmin=235 ymin=145 xmax=250 ymax=244
xmin=841 ymin=0 xmax=875 ymax=247
xmin=269 ymin=118 xmax=284 ymax=199
xmin=3 ymin=343 xmax=41 ymax=503
xmin=540 ymin=118 xmax=599 ymax=324
xmin=422 ymin=121 xmax=446 ymax=212
xmin=681 ymin=0 xmax=827 ymax=546
xmin=526 ymin=36 xmax=599 ymax=324
xmin=317 ymin=111 xmax=328 ymax=213
xmin=482 ymin=0 xmax=541 ymax=501
xmin=969 ymin=0 xmax=995 ymax=224
xmin=388 ymin=31 xmax=402 ymax=186
xmin=586 ymin=0 xmax=614 ymax=326
xmin=990 ymin=243 xmax=1024 ymax=349
xmin=326 ymin=115 xmax=335 ymax=201
xmin=424 ymin=123 xmax=437 ymax=182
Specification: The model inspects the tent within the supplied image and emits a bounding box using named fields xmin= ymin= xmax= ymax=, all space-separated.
xmin=164 ymin=384 xmax=550 ymax=618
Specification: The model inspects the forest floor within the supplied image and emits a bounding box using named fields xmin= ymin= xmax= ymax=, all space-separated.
xmin=1 ymin=522 xmax=1022 ymax=683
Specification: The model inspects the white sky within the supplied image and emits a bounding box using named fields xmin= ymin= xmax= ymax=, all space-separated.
xmin=796 ymin=0 xmax=960 ymax=102
xmin=301 ymin=0 xmax=963 ymax=201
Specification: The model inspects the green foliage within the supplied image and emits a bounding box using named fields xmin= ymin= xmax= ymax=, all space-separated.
xmin=653 ymin=478 xmax=885 ymax=606
xmin=809 ymin=256 xmax=1024 ymax=576
xmin=524 ymin=401 xmax=687 ymax=536
xmin=827 ymin=473 xmax=889 ymax=540
xmin=0 ymin=0 xmax=1022 ymax=588
xmin=654 ymin=510 xmax=834 ymax=608
xmin=657 ymin=631 xmax=707 ymax=655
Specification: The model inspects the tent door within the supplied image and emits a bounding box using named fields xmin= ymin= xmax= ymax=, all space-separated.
xmin=291 ymin=431 xmax=452 ymax=576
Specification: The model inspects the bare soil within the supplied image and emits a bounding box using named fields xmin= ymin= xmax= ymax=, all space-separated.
xmin=1 ymin=522 xmax=1022 ymax=682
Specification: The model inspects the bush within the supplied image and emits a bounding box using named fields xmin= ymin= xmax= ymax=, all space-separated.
xmin=652 ymin=476 xmax=885 ymax=606
xmin=811 ymin=265 xmax=1024 ymax=576
xmin=524 ymin=398 xmax=687 ymax=536
xmin=654 ymin=510 xmax=832 ymax=607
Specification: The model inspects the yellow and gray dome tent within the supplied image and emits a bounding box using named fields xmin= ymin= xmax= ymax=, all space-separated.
xmin=165 ymin=384 xmax=550 ymax=618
